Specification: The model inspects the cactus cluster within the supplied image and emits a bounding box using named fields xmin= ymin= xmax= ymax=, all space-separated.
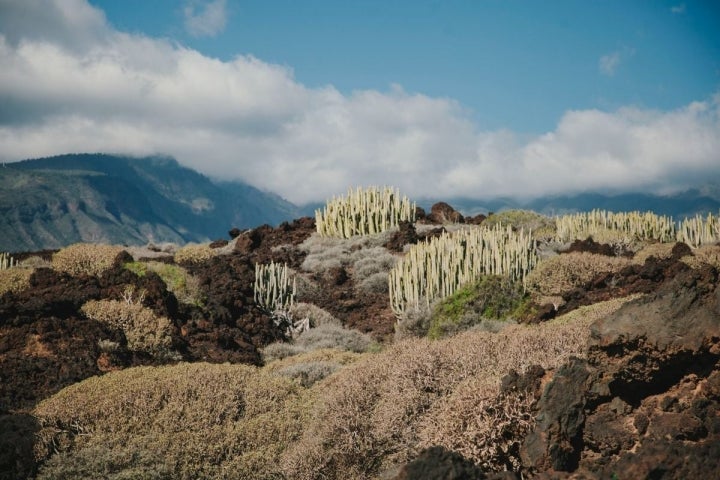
xmin=254 ymin=261 xmax=296 ymax=313
xmin=555 ymin=210 xmax=676 ymax=243
xmin=388 ymin=224 xmax=538 ymax=317
xmin=0 ymin=252 xmax=17 ymax=270
xmin=555 ymin=209 xmax=720 ymax=248
xmin=677 ymin=212 xmax=720 ymax=248
xmin=315 ymin=186 xmax=416 ymax=238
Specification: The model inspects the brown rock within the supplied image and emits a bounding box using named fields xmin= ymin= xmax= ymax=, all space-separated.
xmin=428 ymin=202 xmax=464 ymax=224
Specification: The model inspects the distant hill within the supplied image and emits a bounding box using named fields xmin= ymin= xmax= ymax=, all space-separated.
xmin=0 ymin=154 xmax=300 ymax=252
xmin=419 ymin=188 xmax=720 ymax=220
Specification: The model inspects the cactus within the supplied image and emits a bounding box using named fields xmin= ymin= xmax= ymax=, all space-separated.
xmin=676 ymin=212 xmax=720 ymax=248
xmin=388 ymin=224 xmax=538 ymax=317
xmin=555 ymin=210 xmax=676 ymax=244
xmin=315 ymin=186 xmax=416 ymax=238
xmin=254 ymin=261 xmax=296 ymax=313
xmin=0 ymin=252 xmax=17 ymax=270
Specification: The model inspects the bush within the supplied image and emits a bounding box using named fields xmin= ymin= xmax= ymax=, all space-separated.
xmin=124 ymin=261 xmax=204 ymax=306
xmin=52 ymin=243 xmax=124 ymax=277
xmin=173 ymin=243 xmax=215 ymax=265
xmin=289 ymin=302 xmax=341 ymax=328
xmin=0 ymin=268 xmax=32 ymax=296
xmin=394 ymin=303 xmax=433 ymax=340
xmin=274 ymin=361 xmax=342 ymax=387
xmin=34 ymin=363 xmax=311 ymax=480
xmin=281 ymin=318 xmax=594 ymax=479
xmin=427 ymin=275 xmax=530 ymax=340
xmin=526 ymin=252 xmax=629 ymax=298
xmin=80 ymin=296 xmax=174 ymax=356
xmin=483 ymin=210 xmax=555 ymax=239
xmin=261 ymin=324 xmax=374 ymax=363
xmin=681 ymin=244 xmax=720 ymax=269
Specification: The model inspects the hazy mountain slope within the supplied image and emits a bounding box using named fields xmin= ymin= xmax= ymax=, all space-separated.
xmin=1 ymin=154 xmax=300 ymax=252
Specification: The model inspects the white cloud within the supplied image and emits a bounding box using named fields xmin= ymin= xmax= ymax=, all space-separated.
xmin=671 ymin=3 xmax=686 ymax=14
xmin=0 ymin=0 xmax=718 ymax=205
xmin=184 ymin=0 xmax=227 ymax=38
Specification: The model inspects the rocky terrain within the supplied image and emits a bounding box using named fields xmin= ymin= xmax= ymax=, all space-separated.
xmin=0 ymin=202 xmax=718 ymax=479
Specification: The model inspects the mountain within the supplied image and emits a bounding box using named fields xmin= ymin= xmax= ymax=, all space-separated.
xmin=419 ymin=188 xmax=720 ymax=220
xmin=0 ymin=153 xmax=300 ymax=252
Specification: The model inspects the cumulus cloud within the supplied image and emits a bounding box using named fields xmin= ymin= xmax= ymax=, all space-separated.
xmin=184 ymin=0 xmax=227 ymax=37
xmin=0 ymin=0 xmax=718 ymax=205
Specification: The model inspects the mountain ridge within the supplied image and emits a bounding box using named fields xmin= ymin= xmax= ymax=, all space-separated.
xmin=1 ymin=153 xmax=300 ymax=252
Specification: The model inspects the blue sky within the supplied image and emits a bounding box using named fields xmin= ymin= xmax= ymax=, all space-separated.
xmin=92 ymin=0 xmax=720 ymax=132
xmin=0 ymin=0 xmax=719 ymax=204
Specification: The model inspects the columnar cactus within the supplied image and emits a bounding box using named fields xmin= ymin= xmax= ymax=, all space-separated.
xmin=388 ymin=224 xmax=538 ymax=317
xmin=555 ymin=210 xmax=676 ymax=243
xmin=0 ymin=252 xmax=17 ymax=270
xmin=254 ymin=261 xmax=296 ymax=313
xmin=677 ymin=212 xmax=720 ymax=248
xmin=315 ymin=186 xmax=416 ymax=238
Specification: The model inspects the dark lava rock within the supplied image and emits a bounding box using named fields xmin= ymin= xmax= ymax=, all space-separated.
xmin=428 ymin=202 xmax=464 ymax=224
xmin=520 ymin=263 xmax=720 ymax=479
xmin=385 ymin=221 xmax=419 ymax=252
xmin=209 ymin=239 xmax=228 ymax=249
xmin=389 ymin=446 xmax=491 ymax=480
xmin=562 ymin=237 xmax=617 ymax=257
xmin=228 ymin=227 xmax=242 ymax=239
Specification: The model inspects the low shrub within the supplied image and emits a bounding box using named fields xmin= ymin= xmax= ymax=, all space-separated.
xmin=483 ymin=210 xmax=555 ymax=239
xmin=681 ymin=244 xmax=720 ymax=270
xmin=52 ymin=243 xmax=124 ymax=277
xmin=0 ymin=268 xmax=32 ymax=296
xmin=426 ymin=276 xmax=531 ymax=340
xmin=173 ymin=243 xmax=215 ymax=265
xmin=281 ymin=317 xmax=594 ymax=479
xmin=394 ymin=303 xmax=433 ymax=340
xmin=261 ymin=324 xmax=375 ymax=363
xmin=288 ymin=302 xmax=341 ymax=328
xmin=526 ymin=252 xmax=629 ymax=298
xmin=274 ymin=361 xmax=342 ymax=387
xmin=124 ymin=261 xmax=204 ymax=306
xmin=80 ymin=296 xmax=174 ymax=356
xmin=34 ymin=363 xmax=312 ymax=480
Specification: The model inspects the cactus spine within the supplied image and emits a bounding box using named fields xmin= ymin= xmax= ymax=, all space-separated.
xmin=315 ymin=186 xmax=416 ymax=238
xmin=254 ymin=261 xmax=296 ymax=313
xmin=388 ymin=224 xmax=538 ymax=317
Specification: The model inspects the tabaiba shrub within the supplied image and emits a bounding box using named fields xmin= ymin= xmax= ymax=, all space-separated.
xmin=526 ymin=252 xmax=630 ymax=299
xmin=34 ymin=362 xmax=313 ymax=480
xmin=281 ymin=317 xmax=594 ymax=480
xmin=80 ymin=298 xmax=173 ymax=355
xmin=173 ymin=243 xmax=215 ymax=265
xmin=0 ymin=267 xmax=32 ymax=296
xmin=52 ymin=243 xmax=124 ymax=277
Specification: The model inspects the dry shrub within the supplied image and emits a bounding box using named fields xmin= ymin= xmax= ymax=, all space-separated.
xmin=274 ymin=361 xmax=342 ymax=387
xmin=394 ymin=303 xmax=433 ymax=340
xmin=261 ymin=324 xmax=374 ymax=363
xmin=526 ymin=252 xmax=629 ymax=298
xmin=0 ymin=268 xmax=32 ymax=296
xmin=173 ymin=243 xmax=215 ymax=265
xmin=263 ymin=348 xmax=363 ymax=372
xmin=299 ymin=232 xmax=396 ymax=274
xmin=80 ymin=298 xmax=173 ymax=355
xmin=417 ymin=376 xmax=535 ymax=471
xmin=34 ymin=363 xmax=311 ymax=480
xmin=682 ymin=244 xmax=720 ymax=270
xmin=289 ymin=302 xmax=341 ymax=328
xmin=632 ymin=242 xmax=678 ymax=265
xmin=281 ymin=317 xmax=595 ymax=479
xmin=352 ymin=247 xmax=396 ymax=294
xmin=52 ymin=243 xmax=124 ymax=277
xmin=19 ymin=255 xmax=52 ymax=269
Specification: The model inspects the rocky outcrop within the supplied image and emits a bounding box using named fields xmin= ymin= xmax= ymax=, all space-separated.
xmin=521 ymin=264 xmax=720 ymax=478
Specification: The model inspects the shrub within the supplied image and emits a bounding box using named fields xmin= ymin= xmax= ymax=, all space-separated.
xmin=426 ymin=275 xmax=530 ymax=340
xmin=261 ymin=324 xmax=374 ymax=363
xmin=274 ymin=361 xmax=342 ymax=387
xmin=52 ymin=243 xmax=124 ymax=277
xmin=632 ymin=242 xmax=678 ymax=265
xmin=394 ymin=303 xmax=433 ymax=340
xmin=146 ymin=261 xmax=204 ymax=306
xmin=19 ymin=255 xmax=52 ymax=269
xmin=483 ymin=210 xmax=555 ymax=239
xmin=80 ymin=296 xmax=174 ymax=356
xmin=526 ymin=252 xmax=629 ymax=298
xmin=281 ymin=318 xmax=594 ymax=479
xmin=315 ymin=186 xmax=416 ymax=238
xmin=288 ymin=302 xmax=341 ymax=328
xmin=0 ymin=268 xmax=32 ymax=296
xmin=173 ymin=243 xmax=215 ymax=265
xmin=681 ymin=244 xmax=720 ymax=270
xmin=34 ymin=363 xmax=311 ymax=480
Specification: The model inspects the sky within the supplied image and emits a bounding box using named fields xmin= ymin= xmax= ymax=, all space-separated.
xmin=0 ymin=0 xmax=719 ymax=205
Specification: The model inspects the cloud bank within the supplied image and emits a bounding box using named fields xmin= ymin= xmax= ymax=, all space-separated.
xmin=0 ymin=0 xmax=718 ymax=205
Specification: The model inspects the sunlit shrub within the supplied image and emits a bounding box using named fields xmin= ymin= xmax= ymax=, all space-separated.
xmin=173 ymin=243 xmax=215 ymax=265
xmin=52 ymin=243 xmax=124 ymax=277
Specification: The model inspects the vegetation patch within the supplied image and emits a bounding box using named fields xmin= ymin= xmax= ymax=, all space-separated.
xmin=427 ymin=276 xmax=532 ymax=340
xmin=173 ymin=243 xmax=215 ymax=265
xmin=124 ymin=261 xmax=204 ymax=306
xmin=52 ymin=243 xmax=124 ymax=277
xmin=0 ymin=268 xmax=33 ymax=296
